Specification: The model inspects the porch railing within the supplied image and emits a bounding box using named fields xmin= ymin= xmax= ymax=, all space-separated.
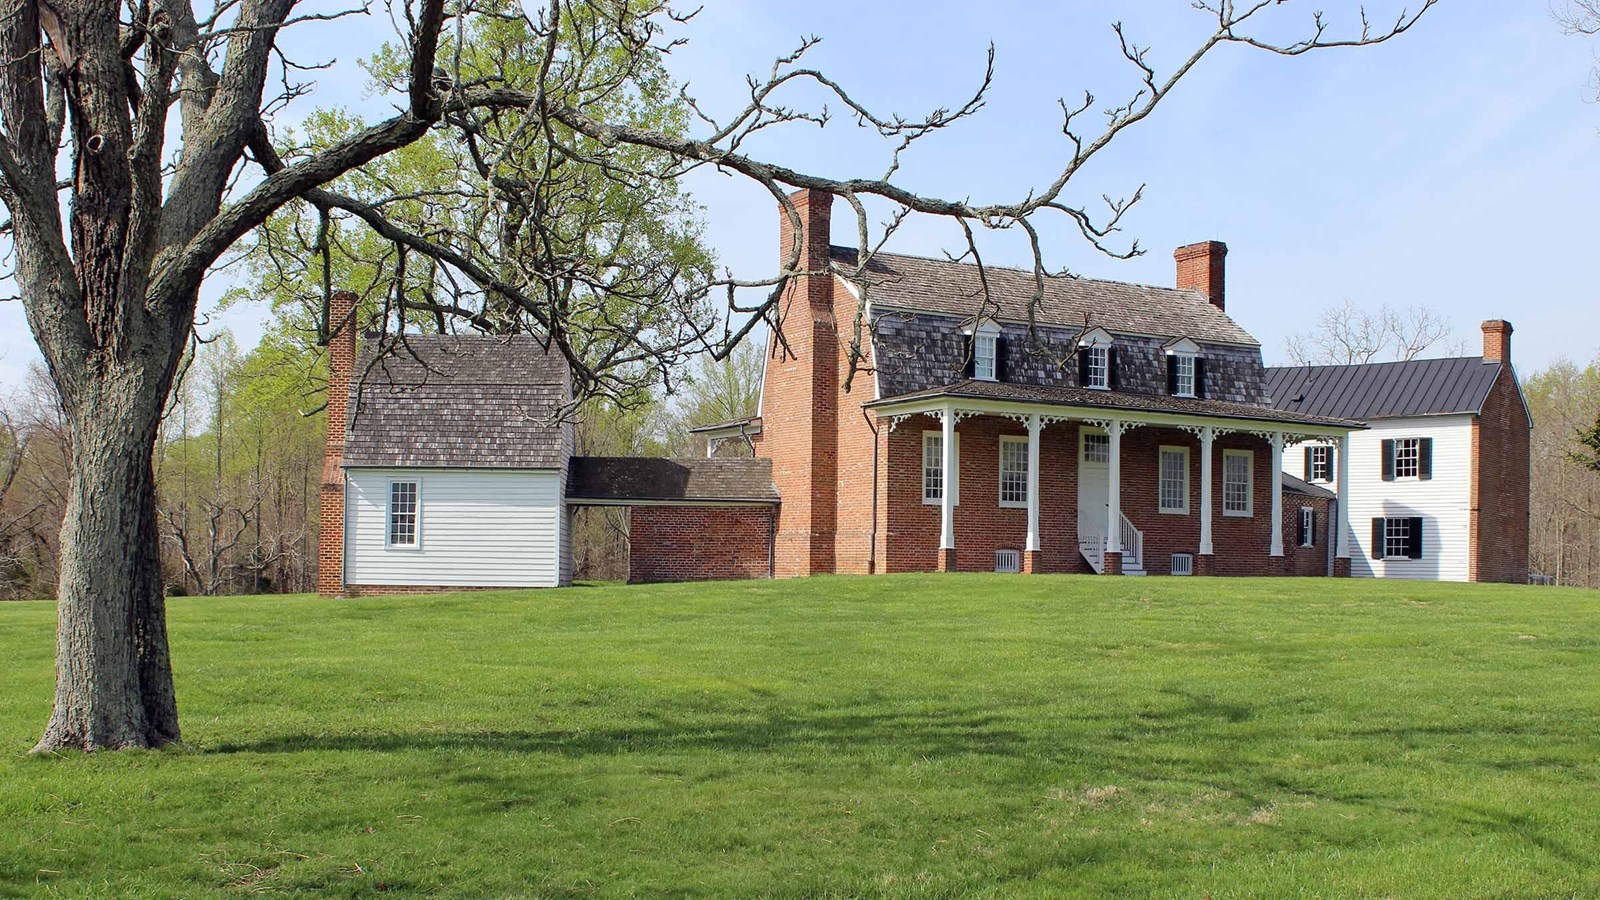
xmin=1078 ymin=514 xmax=1143 ymax=573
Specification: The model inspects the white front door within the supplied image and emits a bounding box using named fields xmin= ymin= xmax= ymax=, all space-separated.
xmin=1078 ymin=429 xmax=1110 ymax=543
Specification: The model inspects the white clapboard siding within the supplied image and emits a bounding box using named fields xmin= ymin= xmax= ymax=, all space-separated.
xmin=345 ymin=468 xmax=564 ymax=588
xmin=1286 ymin=416 xmax=1473 ymax=582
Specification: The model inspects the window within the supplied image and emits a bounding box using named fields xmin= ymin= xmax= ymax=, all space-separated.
xmin=1173 ymin=354 xmax=1196 ymax=397
xmin=995 ymin=549 xmax=1021 ymax=573
xmin=1222 ymin=450 xmax=1253 ymax=516
xmin=1082 ymin=432 xmax=1110 ymax=464
xmin=387 ymin=480 xmax=419 ymax=547
xmin=1374 ymin=516 xmax=1424 ymax=560
xmin=1298 ymin=507 xmax=1316 ymax=547
xmin=999 ymin=436 xmax=1029 ymax=507
xmin=1170 ymin=553 xmax=1194 ymax=576
xmin=922 ymin=431 xmax=959 ymax=505
xmin=1307 ymin=445 xmax=1333 ymax=482
xmin=1393 ymin=437 xmax=1420 ymax=479
xmin=974 ymin=332 xmax=998 ymax=381
xmin=1158 ymin=446 xmax=1189 ymax=514
xmin=1084 ymin=346 xmax=1109 ymax=390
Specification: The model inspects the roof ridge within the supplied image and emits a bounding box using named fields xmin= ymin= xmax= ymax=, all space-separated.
xmin=1267 ymin=355 xmax=1491 ymax=372
xmin=828 ymin=244 xmax=1206 ymax=298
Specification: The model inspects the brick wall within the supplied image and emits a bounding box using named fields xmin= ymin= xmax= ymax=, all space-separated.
xmin=1470 ymin=363 xmax=1531 ymax=583
xmin=629 ymin=506 xmax=776 ymax=583
xmin=316 ymin=290 xmax=358 ymax=597
xmin=1281 ymin=493 xmax=1333 ymax=577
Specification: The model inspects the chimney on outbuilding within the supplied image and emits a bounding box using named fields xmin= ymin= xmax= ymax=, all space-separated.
xmin=317 ymin=290 xmax=359 ymax=598
xmin=1175 ymin=240 xmax=1228 ymax=312
xmin=1481 ymin=319 xmax=1513 ymax=363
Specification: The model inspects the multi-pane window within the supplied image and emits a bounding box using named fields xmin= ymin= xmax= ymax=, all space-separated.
xmin=1082 ymin=432 xmax=1110 ymax=464
xmin=1158 ymin=447 xmax=1188 ymax=513
xmin=1393 ymin=438 xmax=1421 ymax=479
xmin=388 ymin=480 xmax=419 ymax=546
xmin=1308 ymin=445 xmax=1333 ymax=482
xmin=974 ymin=332 xmax=998 ymax=381
xmin=1173 ymin=354 xmax=1196 ymax=397
xmin=999 ymin=437 xmax=1029 ymax=507
xmin=1299 ymin=507 xmax=1316 ymax=547
xmin=922 ymin=432 xmax=958 ymax=504
xmin=1384 ymin=517 xmax=1412 ymax=559
xmin=1084 ymin=346 xmax=1109 ymax=389
xmin=1223 ymin=450 xmax=1252 ymax=516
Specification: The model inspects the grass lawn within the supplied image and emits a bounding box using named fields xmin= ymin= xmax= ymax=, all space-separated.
xmin=2 ymin=575 xmax=1599 ymax=897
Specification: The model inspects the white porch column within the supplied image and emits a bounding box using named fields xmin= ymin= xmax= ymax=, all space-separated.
xmin=1335 ymin=432 xmax=1352 ymax=560
xmin=1106 ymin=420 xmax=1123 ymax=555
xmin=940 ymin=405 xmax=956 ymax=552
xmin=1269 ymin=432 xmax=1285 ymax=557
xmin=1199 ymin=426 xmax=1215 ymax=557
xmin=1025 ymin=414 xmax=1041 ymax=554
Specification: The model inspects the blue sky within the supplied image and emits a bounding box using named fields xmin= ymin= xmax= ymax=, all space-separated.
xmin=1 ymin=0 xmax=1595 ymax=391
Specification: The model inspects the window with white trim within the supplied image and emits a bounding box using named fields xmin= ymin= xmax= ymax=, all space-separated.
xmin=1222 ymin=450 xmax=1253 ymax=517
xmin=1082 ymin=432 xmax=1110 ymax=464
xmin=1158 ymin=446 xmax=1189 ymax=514
xmin=1384 ymin=517 xmax=1411 ymax=559
xmin=922 ymin=431 xmax=959 ymax=505
xmin=974 ymin=332 xmax=998 ymax=381
xmin=1084 ymin=346 xmax=1109 ymax=390
xmin=1393 ymin=437 xmax=1421 ymax=479
xmin=388 ymin=480 xmax=419 ymax=547
xmin=999 ymin=436 xmax=1029 ymax=508
xmin=1308 ymin=445 xmax=1332 ymax=482
xmin=1173 ymin=354 xmax=1196 ymax=397
xmin=1299 ymin=507 xmax=1316 ymax=547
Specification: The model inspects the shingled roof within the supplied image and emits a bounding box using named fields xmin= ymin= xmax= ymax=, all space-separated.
xmin=832 ymin=246 xmax=1258 ymax=346
xmin=342 ymin=334 xmax=570 ymax=469
xmin=1265 ymin=357 xmax=1502 ymax=420
xmin=566 ymin=457 xmax=779 ymax=503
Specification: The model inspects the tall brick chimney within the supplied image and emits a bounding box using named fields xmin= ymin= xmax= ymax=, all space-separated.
xmin=316 ymin=290 xmax=358 ymax=597
xmin=759 ymin=188 xmax=839 ymax=576
xmin=1175 ymin=241 xmax=1228 ymax=311
xmin=1481 ymin=319 xmax=1513 ymax=363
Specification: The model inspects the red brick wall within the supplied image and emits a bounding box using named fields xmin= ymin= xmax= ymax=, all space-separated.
xmin=1470 ymin=364 xmax=1531 ymax=583
xmin=316 ymin=290 xmax=358 ymax=597
xmin=629 ymin=506 xmax=776 ymax=583
xmin=1281 ymin=494 xmax=1333 ymax=577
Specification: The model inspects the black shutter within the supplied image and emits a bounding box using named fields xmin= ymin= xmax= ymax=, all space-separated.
xmin=1381 ymin=439 xmax=1395 ymax=481
xmin=1418 ymin=438 xmax=1433 ymax=481
xmin=1108 ymin=347 xmax=1119 ymax=390
xmin=1371 ymin=518 xmax=1385 ymax=559
xmin=962 ymin=335 xmax=975 ymax=378
xmin=1167 ymin=356 xmax=1179 ymax=395
xmin=1194 ymin=357 xmax=1207 ymax=398
xmin=1304 ymin=447 xmax=1314 ymax=481
xmin=1296 ymin=512 xmax=1308 ymax=548
xmin=1407 ymin=517 xmax=1424 ymax=559
xmin=994 ymin=336 xmax=1008 ymax=382
xmin=1078 ymin=349 xmax=1090 ymax=387
xmin=1328 ymin=445 xmax=1337 ymax=481
xmin=1310 ymin=511 xmax=1317 ymax=547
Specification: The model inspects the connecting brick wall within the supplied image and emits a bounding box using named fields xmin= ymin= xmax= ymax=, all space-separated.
xmin=629 ymin=506 xmax=776 ymax=583
xmin=1470 ymin=340 xmax=1531 ymax=584
xmin=316 ymin=290 xmax=358 ymax=597
xmin=1281 ymin=493 xmax=1333 ymax=577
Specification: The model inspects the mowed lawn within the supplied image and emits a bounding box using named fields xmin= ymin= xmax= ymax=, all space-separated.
xmin=3 ymin=576 xmax=1600 ymax=898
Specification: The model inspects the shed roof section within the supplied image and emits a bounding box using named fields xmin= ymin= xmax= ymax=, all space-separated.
xmin=566 ymin=457 xmax=779 ymax=504
xmin=1282 ymin=472 xmax=1336 ymax=500
xmin=342 ymin=334 xmax=570 ymax=469
xmin=832 ymin=245 xmax=1259 ymax=346
xmin=1265 ymin=357 xmax=1501 ymax=421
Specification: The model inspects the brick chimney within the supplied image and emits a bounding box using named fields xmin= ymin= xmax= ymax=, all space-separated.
xmin=1481 ymin=319 xmax=1513 ymax=363
xmin=758 ymin=188 xmax=839 ymax=576
xmin=316 ymin=290 xmax=358 ymax=597
xmin=1175 ymin=241 xmax=1228 ymax=311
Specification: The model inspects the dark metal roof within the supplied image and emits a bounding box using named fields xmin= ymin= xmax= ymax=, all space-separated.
xmin=687 ymin=416 xmax=761 ymax=435
xmin=343 ymin=335 xmax=571 ymax=469
xmin=865 ymin=379 xmax=1360 ymax=430
xmin=566 ymin=457 xmax=779 ymax=504
xmin=832 ymin=246 xmax=1259 ymax=346
xmin=1265 ymin=357 xmax=1501 ymax=420
xmin=1282 ymin=472 xmax=1336 ymax=500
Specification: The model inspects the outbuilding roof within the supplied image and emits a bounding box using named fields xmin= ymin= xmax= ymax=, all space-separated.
xmin=566 ymin=457 xmax=779 ymax=504
xmin=832 ymin=246 xmax=1259 ymax=346
xmin=342 ymin=334 xmax=570 ymax=469
xmin=1282 ymin=472 xmax=1336 ymax=500
xmin=1265 ymin=357 xmax=1502 ymax=421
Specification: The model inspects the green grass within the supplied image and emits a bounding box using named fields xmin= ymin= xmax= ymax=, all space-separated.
xmin=2 ymin=576 xmax=1600 ymax=898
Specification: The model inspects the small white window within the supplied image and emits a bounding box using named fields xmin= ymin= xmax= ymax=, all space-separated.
xmin=1158 ymin=446 xmax=1189 ymax=514
xmin=1393 ymin=438 xmax=1421 ymax=479
xmin=1222 ymin=450 xmax=1253 ymax=517
xmin=388 ymin=480 xmax=419 ymax=547
xmin=1299 ymin=507 xmax=1316 ymax=547
xmin=1174 ymin=354 xmax=1196 ymax=397
xmin=1170 ymin=553 xmax=1194 ymax=576
xmin=998 ymin=436 xmax=1030 ymax=507
xmin=995 ymin=549 xmax=1021 ymax=573
xmin=1085 ymin=346 xmax=1109 ymax=390
xmin=1082 ymin=431 xmax=1110 ymax=464
xmin=922 ymin=431 xmax=959 ymax=505
xmin=1384 ymin=517 xmax=1412 ymax=559
xmin=1308 ymin=445 xmax=1333 ymax=482
xmin=974 ymin=332 xmax=998 ymax=381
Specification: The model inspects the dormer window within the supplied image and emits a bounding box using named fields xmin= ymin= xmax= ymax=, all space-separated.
xmin=1164 ymin=337 xmax=1206 ymax=399
xmin=962 ymin=320 xmax=1004 ymax=382
xmin=1077 ymin=327 xmax=1115 ymax=391
xmin=1173 ymin=354 xmax=1195 ymax=397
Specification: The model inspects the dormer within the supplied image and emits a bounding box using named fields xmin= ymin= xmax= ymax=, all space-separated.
xmin=960 ymin=318 xmax=1005 ymax=382
xmin=1162 ymin=336 xmax=1207 ymax=399
xmin=1077 ymin=327 xmax=1116 ymax=391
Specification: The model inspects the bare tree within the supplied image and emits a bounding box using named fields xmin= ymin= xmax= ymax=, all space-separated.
xmin=1554 ymin=0 xmax=1600 ymax=100
xmin=1284 ymin=299 xmax=1462 ymax=365
xmin=2 ymin=0 xmax=1433 ymax=751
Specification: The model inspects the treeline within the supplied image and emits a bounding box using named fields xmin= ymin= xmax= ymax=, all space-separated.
xmin=1526 ymin=358 xmax=1600 ymax=587
xmin=0 ymin=329 xmax=761 ymax=600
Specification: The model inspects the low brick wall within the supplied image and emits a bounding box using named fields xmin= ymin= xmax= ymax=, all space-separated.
xmin=629 ymin=506 xmax=776 ymax=583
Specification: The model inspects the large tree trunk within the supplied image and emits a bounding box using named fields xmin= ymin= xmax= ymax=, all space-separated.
xmin=33 ymin=372 xmax=180 ymax=752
